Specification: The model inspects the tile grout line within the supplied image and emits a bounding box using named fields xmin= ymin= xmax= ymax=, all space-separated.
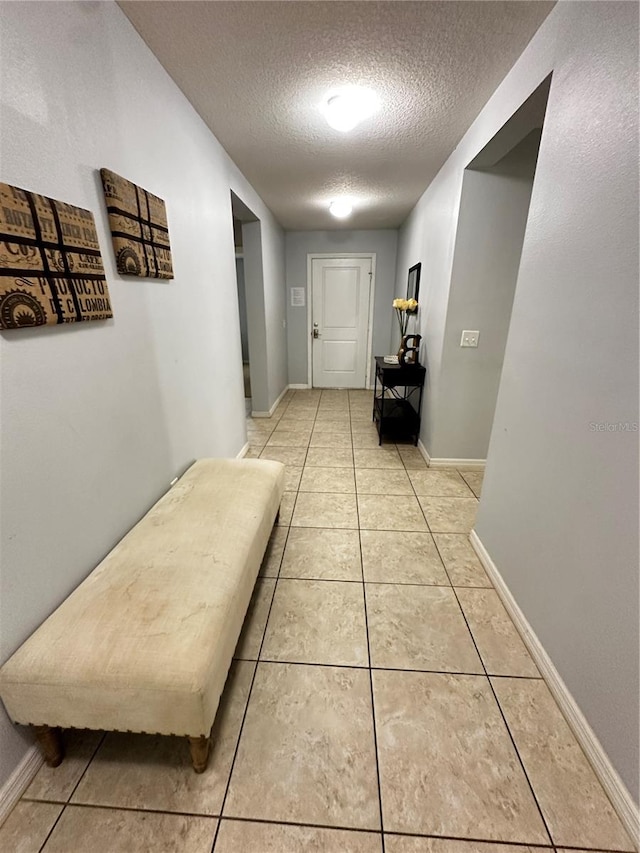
xmin=406 ymin=450 xmax=437 ymax=543
xmin=457 ymin=469 xmax=482 ymax=499
xmin=406 ymin=454 xmax=475 ymax=534
xmin=28 ymin=795 xmax=633 ymax=851
xmin=353 ymin=396 xmax=387 ymax=853
xmin=232 ymin=657 xmax=545 ymax=679
xmin=210 ymin=389 xmax=320 ymax=852
xmin=216 ymin=810 xmax=631 ymax=851
xmin=384 ymin=826 xmax=556 ymax=850
xmin=270 ymin=575 xmax=486 ymax=589
xmin=33 ymin=799 xmax=220 ymax=821
xmin=209 ymin=392 xmax=302 ymax=853
xmin=431 ymin=534 xmax=557 ymax=849
xmin=32 ymin=798 xmax=565 ymax=846
xmin=403 ymin=451 xmax=556 ymax=848
xmin=284 ymin=524 xmax=486 ymax=533
xmin=36 ymin=731 xmax=107 ymax=853
xmin=283 ymin=392 xmax=317 ymax=530
xmin=214 ymin=812 xmax=383 ymax=840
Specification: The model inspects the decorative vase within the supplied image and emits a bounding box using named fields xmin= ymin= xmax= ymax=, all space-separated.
xmin=398 ymin=334 xmax=422 ymax=365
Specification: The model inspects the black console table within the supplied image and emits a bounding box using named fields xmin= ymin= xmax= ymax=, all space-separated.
xmin=373 ymin=356 xmax=426 ymax=446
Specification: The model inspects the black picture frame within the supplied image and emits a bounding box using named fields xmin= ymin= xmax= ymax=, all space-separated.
xmin=407 ymin=262 xmax=421 ymax=303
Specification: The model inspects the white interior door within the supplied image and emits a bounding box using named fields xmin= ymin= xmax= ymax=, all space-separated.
xmin=311 ymin=257 xmax=372 ymax=388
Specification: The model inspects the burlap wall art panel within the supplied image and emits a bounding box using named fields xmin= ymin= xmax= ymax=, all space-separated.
xmin=0 ymin=182 xmax=112 ymax=330
xmin=100 ymin=168 xmax=173 ymax=279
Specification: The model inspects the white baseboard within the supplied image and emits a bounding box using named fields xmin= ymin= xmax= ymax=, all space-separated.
xmin=251 ymin=384 xmax=289 ymax=418
xmin=252 ymin=384 xmax=313 ymax=417
xmin=416 ymin=440 xmax=485 ymax=470
xmin=0 ymin=744 xmax=43 ymax=827
xmin=469 ymin=529 xmax=640 ymax=846
xmin=417 ymin=439 xmax=431 ymax=464
xmin=430 ymin=457 xmax=486 ymax=469
xmin=236 ymin=442 xmax=249 ymax=459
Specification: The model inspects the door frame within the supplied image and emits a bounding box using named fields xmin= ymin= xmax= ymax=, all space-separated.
xmin=306 ymin=252 xmax=377 ymax=389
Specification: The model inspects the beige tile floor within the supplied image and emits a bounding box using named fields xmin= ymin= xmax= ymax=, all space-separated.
xmin=2 ymin=389 xmax=635 ymax=853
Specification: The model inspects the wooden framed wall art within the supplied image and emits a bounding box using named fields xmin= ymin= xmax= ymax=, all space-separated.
xmin=0 ymin=182 xmax=112 ymax=330
xmin=100 ymin=168 xmax=173 ymax=279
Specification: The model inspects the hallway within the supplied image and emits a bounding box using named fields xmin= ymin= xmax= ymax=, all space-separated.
xmin=2 ymin=389 xmax=633 ymax=852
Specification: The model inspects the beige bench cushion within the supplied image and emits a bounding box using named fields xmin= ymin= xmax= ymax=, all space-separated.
xmin=0 ymin=458 xmax=284 ymax=737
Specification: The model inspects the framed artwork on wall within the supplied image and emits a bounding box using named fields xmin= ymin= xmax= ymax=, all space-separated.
xmin=407 ymin=262 xmax=421 ymax=303
xmin=100 ymin=168 xmax=173 ymax=279
xmin=0 ymin=182 xmax=112 ymax=329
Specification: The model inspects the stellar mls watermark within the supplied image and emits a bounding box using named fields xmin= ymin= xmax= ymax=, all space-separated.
xmin=589 ymin=421 xmax=639 ymax=432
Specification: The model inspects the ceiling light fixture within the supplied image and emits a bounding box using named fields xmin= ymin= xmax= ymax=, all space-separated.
xmin=329 ymin=198 xmax=353 ymax=219
xmin=322 ymin=86 xmax=379 ymax=132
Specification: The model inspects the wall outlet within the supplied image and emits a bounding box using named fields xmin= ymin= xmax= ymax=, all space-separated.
xmin=460 ymin=330 xmax=480 ymax=347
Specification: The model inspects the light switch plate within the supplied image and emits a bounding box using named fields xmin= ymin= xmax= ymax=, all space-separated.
xmin=461 ymin=330 xmax=479 ymax=347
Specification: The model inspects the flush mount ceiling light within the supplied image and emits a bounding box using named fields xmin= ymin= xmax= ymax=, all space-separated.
xmin=329 ymin=198 xmax=353 ymax=219
xmin=322 ymin=86 xmax=379 ymax=132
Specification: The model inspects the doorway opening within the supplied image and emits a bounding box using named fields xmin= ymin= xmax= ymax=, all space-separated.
xmin=436 ymin=75 xmax=551 ymax=463
xmin=233 ymin=217 xmax=251 ymax=414
xmin=231 ymin=192 xmax=270 ymax=416
xmin=307 ymin=253 xmax=376 ymax=389
xmin=233 ymin=216 xmax=251 ymax=415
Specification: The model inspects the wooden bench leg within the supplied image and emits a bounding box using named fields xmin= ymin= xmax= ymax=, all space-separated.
xmin=188 ymin=735 xmax=210 ymax=773
xmin=33 ymin=725 xmax=64 ymax=768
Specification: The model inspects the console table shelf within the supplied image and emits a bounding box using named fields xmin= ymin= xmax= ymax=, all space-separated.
xmin=373 ymin=356 xmax=426 ymax=446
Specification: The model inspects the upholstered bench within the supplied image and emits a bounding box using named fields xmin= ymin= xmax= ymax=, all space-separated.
xmin=0 ymin=457 xmax=284 ymax=773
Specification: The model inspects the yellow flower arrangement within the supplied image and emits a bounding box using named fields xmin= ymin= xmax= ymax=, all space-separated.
xmin=393 ymin=298 xmax=418 ymax=312
xmin=393 ymin=297 xmax=419 ymax=338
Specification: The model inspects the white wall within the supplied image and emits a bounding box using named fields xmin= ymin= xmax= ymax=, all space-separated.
xmin=397 ymin=1 xmax=639 ymax=800
xmin=0 ymin=0 xmax=285 ymax=788
xmin=285 ymin=230 xmax=398 ymax=386
xmin=436 ymin=132 xmax=538 ymax=459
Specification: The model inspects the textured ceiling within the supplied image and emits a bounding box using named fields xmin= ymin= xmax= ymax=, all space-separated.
xmin=119 ymin=1 xmax=554 ymax=230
